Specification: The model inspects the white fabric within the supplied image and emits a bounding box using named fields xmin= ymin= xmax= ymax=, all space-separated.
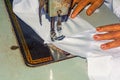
xmin=105 ymin=0 xmax=120 ymax=19
xmin=13 ymin=0 xmax=94 ymax=44
xmin=12 ymin=0 xmax=120 ymax=80
xmin=88 ymin=0 xmax=120 ymax=80
xmin=87 ymin=56 xmax=120 ymax=80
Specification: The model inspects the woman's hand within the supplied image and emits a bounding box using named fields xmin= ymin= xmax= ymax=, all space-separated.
xmin=71 ymin=0 xmax=104 ymax=18
xmin=93 ymin=23 xmax=120 ymax=50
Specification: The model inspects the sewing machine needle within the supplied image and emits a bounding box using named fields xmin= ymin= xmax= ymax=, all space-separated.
xmin=39 ymin=0 xmax=44 ymax=25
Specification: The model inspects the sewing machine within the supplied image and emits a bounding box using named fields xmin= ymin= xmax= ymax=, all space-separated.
xmin=0 ymin=0 xmax=119 ymax=80
xmin=39 ymin=0 xmax=72 ymax=41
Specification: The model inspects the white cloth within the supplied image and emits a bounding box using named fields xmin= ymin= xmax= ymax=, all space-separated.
xmin=12 ymin=0 xmax=120 ymax=80
xmin=12 ymin=0 xmax=94 ymax=44
xmin=88 ymin=0 xmax=120 ymax=80
xmin=87 ymin=56 xmax=120 ymax=80
xmin=105 ymin=0 xmax=120 ymax=19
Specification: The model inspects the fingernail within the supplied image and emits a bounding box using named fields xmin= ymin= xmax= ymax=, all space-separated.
xmin=71 ymin=11 xmax=77 ymax=18
xmin=93 ymin=35 xmax=100 ymax=40
xmin=71 ymin=14 xmax=74 ymax=18
xmin=101 ymin=44 xmax=107 ymax=50
xmin=71 ymin=14 xmax=75 ymax=18
xmin=87 ymin=10 xmax=92 ymax=16
xmin=96 ymin=27 xmax=102 ymax=31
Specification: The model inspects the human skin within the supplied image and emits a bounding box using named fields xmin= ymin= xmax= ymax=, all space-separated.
xmin=93 ymin=24 xmax=120 ymax=50
xmin=70 ymin=0 xmax=120 ymax=50
xmin=71 ymin=0 xmax=104 ymax=18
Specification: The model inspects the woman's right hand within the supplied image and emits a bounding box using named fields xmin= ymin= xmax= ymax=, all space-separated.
xmin=71 ymin=0 xmax=104 ymax=18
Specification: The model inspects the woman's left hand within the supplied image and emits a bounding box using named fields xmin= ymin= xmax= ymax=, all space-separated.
xmin=93 ymin=23 xmax=120 ymax=50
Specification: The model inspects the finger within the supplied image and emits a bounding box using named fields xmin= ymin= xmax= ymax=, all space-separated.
xmin=100 ymin=39 xmax=120 ymax=50
xmin=93 ymin=31 xmax=120 ymax=40
xmin=71 ymin=0 xmax=76 ymax=8
xmin=71 ymin=0 xmax=79 ymax=8
xmin=96 ymin=24 xmax=120 ymax=32
xmin=71 ymin=0 xmax=89 ymax=18
xmin=86 ymin=0 xmax=103 ymax=16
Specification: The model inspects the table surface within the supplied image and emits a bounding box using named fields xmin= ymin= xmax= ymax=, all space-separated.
xmin=0 ymin=0 xmax=119 ymax=80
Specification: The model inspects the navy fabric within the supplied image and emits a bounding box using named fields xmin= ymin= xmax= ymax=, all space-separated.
xmin=5 ymin=0 xmax=53 ymax=66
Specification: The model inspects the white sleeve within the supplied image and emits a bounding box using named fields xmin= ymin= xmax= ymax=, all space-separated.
xmin=112 ymin=0 xmax=120 ymax=19
xmin=104 ymin=0 xmax=120 ymax=19
xmin=104 ymin=0 xmax=113 ymax=11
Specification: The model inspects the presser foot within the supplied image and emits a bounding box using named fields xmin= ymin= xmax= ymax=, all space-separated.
xmin=50 ymin=31 xmax=57 ymax=41
xmin=56 ymin=35 xmax=65 ymax=41
xmin=56 ymin=26 xmax=65 ymax=41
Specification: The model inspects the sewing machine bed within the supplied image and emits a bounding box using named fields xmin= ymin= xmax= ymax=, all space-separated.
xmin=5 ymin=0 xmax=75 ymax=66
